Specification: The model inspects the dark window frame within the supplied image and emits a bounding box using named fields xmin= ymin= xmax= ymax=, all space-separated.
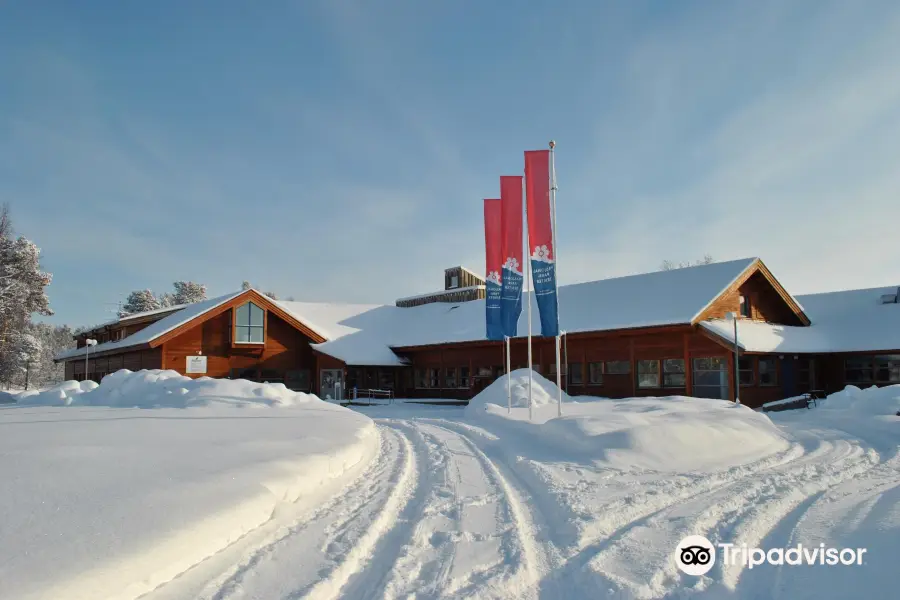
xmin=662 ymin=358 xmax=686 ymax=388
xmin=234 ymin=301 xmax=265 ymax=344
xmin=605 ymin=360 xmax=631 ymax=375
xmin=738 ymin=356 xmax=755 ymax=387
xmin=758 ymin=357 xmax=778 ymax=387
xmin=637 ymin=359 xmax=661 ymax=388
xmin=588 ymin=362 xmax=604 ymax=385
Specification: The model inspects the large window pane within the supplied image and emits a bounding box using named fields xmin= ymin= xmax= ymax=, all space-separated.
xmin=236 ymin=326 xmax=250 ymax=343
xmin=250 ymin=303 xmax=264 ymax=326
xmin=249 ymin=326 xmax=264 ymax=343
xmin=445 ymin=367 xmax=458 ymax=388
xmin=692 ymin=357 xmax=728 ymax=399
xmin=638 ymin=360 xmax=660 ymax=388
xmin=588 ymin=362 xmax=603 ymax=384
xmin=235 ymin=303 xmax=249 ymax=325
xmin=845 ymin=358 xmax=873 ymax=383
xmin=605 ymin=360 xmax=631 ymax=374
xmin=875 ymin=355 xmax=900 ymax=383
xmin=759 ymin=358 xmax=778 ymax=386
xmin=568 ymin=363 xmax=583 ymax=385
xmin=663 ymin=359 xmax=685 ymax=387
xmin=739 ymin=357 xmax=754 ymax=386
xmin=459 ymin=367 xmax=470 ymax=388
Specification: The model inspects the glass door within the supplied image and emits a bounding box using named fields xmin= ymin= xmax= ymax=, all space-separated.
xmin=319 ymin=369 xmax=344 ymax=401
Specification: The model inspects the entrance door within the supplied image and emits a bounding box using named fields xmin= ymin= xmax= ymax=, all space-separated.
xmin=781 ymin=357 xmax=795 ymax=397
xmin=320 ymin=369 xmax=344 ymax=401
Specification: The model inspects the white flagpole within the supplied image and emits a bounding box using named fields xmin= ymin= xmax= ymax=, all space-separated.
xmin=550 ymin=140 xmax=561 ymax=417
xmin=505 ymin=335 xmax=512 ymax=413
xmin=524 ymin=177 xmax=533 ymax=421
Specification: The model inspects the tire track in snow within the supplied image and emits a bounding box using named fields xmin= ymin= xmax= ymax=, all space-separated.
xmin=371 ymin=420 xmax=551 ymax=600
xmin=181 ymin=425 xmax=413 ymax=600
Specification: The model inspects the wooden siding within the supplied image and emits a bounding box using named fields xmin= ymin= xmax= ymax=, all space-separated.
xmin=161 ymin=308 xmax=317 ymax=386
xmin=697 ymin=262 xmax=807 ymax=326
xmin=445 ymin=266 xmax=484 ymax=290
xmin=67 ymin=348 xmax=161 ymax=382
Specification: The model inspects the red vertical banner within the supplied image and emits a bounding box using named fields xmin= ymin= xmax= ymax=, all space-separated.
xmin=499 ymin=175 xmax=524 ymax=338
xmin=524 ymin=149 xmax=559 ymax=337
xmin=483 ymin=199 xmax=503 ymax=341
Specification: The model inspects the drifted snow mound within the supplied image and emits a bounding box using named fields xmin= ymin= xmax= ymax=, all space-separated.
xmin=540 ymin=397 xmax=790 ymax=472
xmin=17 ymin=369 xmax=323 ymax=408
xmin=466 ymin=369 xmax=789 ymax=472
xmin=817 ymin=384 xmax=900 ymax=417
xmin=15 ymin=379 xmax=99 ymax=406
xmin=465 ymin=368 xmax=571 ymax=415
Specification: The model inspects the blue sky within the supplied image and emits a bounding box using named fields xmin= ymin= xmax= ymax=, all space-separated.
xmin=3 ymin=0 xmax=900 ymax=327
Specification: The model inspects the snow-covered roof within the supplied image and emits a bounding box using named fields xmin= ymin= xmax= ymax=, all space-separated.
xmin=56 ymin=291 xmax=246 ymax=360
xmin=308 ymin=258 xmax=759 ymax=363
xmin=700 ymin=286 xmax=900 ymax=354
xmin=79 ymin=304 xmax=190 ymax=335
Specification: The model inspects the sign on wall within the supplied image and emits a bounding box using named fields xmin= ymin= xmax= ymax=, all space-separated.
xmin=186 ymin=355 xmax=208 ymax=374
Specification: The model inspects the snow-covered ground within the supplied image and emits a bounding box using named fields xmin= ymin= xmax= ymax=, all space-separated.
xmin=2 ymin=369 xmax=897 ymax=599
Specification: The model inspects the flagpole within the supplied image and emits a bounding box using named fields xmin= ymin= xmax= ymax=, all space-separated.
xmin=550 ymin=140 xmax=561 ymax=417
xmin=524 ymin=178 xmax=534 ymax=421
xmin=505 ymin=335 xmax=512 ymax=413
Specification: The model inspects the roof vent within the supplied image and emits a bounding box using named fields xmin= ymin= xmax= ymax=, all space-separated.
xmin=879 ymin=289 xmax=899 ymax=304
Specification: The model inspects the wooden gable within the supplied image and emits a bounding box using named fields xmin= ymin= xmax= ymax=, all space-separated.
xmin=693 ymin=259 xmax=810 ymax=326
xmin=149 ymin=290 xmax=328 ymax=349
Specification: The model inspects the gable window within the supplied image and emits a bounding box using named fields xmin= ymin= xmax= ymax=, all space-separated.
xmin=740 ymin=295 xmax=752 ymax=318
xmin=235 ymin=302 xmax=265 ymax=343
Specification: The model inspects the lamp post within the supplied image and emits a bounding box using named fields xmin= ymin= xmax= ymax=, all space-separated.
xmin=725 ymin=313 xmax=740 ymax=405
xmin=85 ymin=339 xmax=98 ymax=382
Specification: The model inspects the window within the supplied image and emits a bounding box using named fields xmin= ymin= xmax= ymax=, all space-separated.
xmin=875 ymin=355 xmax=900 ymax=383
xmin=845 ymin=358 xmax=873 ymax=384
xmin=286 ymin=369 xmax=311 ymax=391
xmin=568 ymin=363 xmax=583 ymax=385
xmin=379 ymin=370 xmax=394 ymax=390
xmin=739 ymin=357 xmax=755 ymax=386
xmin=605 ymin=360 xmax=631 ymax=374
xmin=445 ymin=367 xmax=458 ymax=388
xmin=758 ymin=358 xmax=778 ymax=386
xmin=532 ymin=364 xmax=541 ymax=373
xmin=740 ymin=294 xmax=752 ymax=318
xmin=797 ymin=359 xmax=812 ymax=389
xmin=549 ymin=363 xmax=568 ymax=376
xmin=428 ymin=368 xmax=440 ymax=388
xmin=637 ymin=360 xmax=660 ymax=388
xmin=459 ymin=367 xmax=470 ymax=388
xmin=692 ymin=357 xmax=728 ymax=399
xmin=415 ymin=369 xmax=427 ymax=388
xmin=449 ymin=274 xmax=459 ymax=289
xmin=235 ymin=302 xmax=264 ymax=343
xmin=588 ymin=362 xmax=604 ymax=384
xmin=663 ymin=359 xmax=686 ymax=387
xmin=476 ymin=366 xmax=492 ymax=378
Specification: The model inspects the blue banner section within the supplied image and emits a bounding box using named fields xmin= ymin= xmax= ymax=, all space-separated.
xmin=530 ymin=259 xmax=559 ymax=337
xmin=500 ymin=266 xmax=523 ymax=338
xmin=485 ymin=280 xmax=503 ymax=340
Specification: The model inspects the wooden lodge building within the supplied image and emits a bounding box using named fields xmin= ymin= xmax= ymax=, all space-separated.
xmin=57 ymin=258 xmax=900 ymax=409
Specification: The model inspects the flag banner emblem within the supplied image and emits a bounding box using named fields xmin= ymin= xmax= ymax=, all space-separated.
xmin=499 ymin=175 xmax=524 ymax=338
xmin=525 ymin=149 xmax=559 ymax=337
xmin=483 ymin=199 xmax=503 ymax=340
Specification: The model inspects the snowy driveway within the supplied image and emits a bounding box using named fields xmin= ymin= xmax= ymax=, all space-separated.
xmin=146 ymin=404 xmax=898 ymax=600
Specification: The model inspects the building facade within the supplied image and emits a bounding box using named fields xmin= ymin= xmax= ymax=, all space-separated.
xmin=58 ymin=258 xmax=900 ymax=409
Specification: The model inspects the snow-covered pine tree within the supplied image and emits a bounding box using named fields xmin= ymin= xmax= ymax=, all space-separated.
xmin=12 ymin=332 xmax=42 ymax=390
xmin=118 ymin=290 xmax=161 ymax=317
xmin=0 ymin=206 xmax=53 ymax=372
xmin=172 ymin=281 xmax=207 ymax=305
xmin=157 ymin=292 xmax=176 ymax=308
xmin=27 ymin=322 xmax=73 ymax=387
xmin=263 ymin=291 xmax=278 ymax=300
xmin=241 ymin=281 xmax=251 ymax=291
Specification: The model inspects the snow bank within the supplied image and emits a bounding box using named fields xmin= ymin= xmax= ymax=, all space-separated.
xmin=17 ymin=369 xmax=319 ymax=408
xmin=0 ymin=372 xmax=378 ymax=600
xmin=466 ymin=369 xmax=790 ymax=472
xmin=15 ymin=378 xmax=98 ymax=405
xmin=814 ymin=384 xmax=900 ymax=416
xmin=465 ymin=369 xmax=571 ymax=414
